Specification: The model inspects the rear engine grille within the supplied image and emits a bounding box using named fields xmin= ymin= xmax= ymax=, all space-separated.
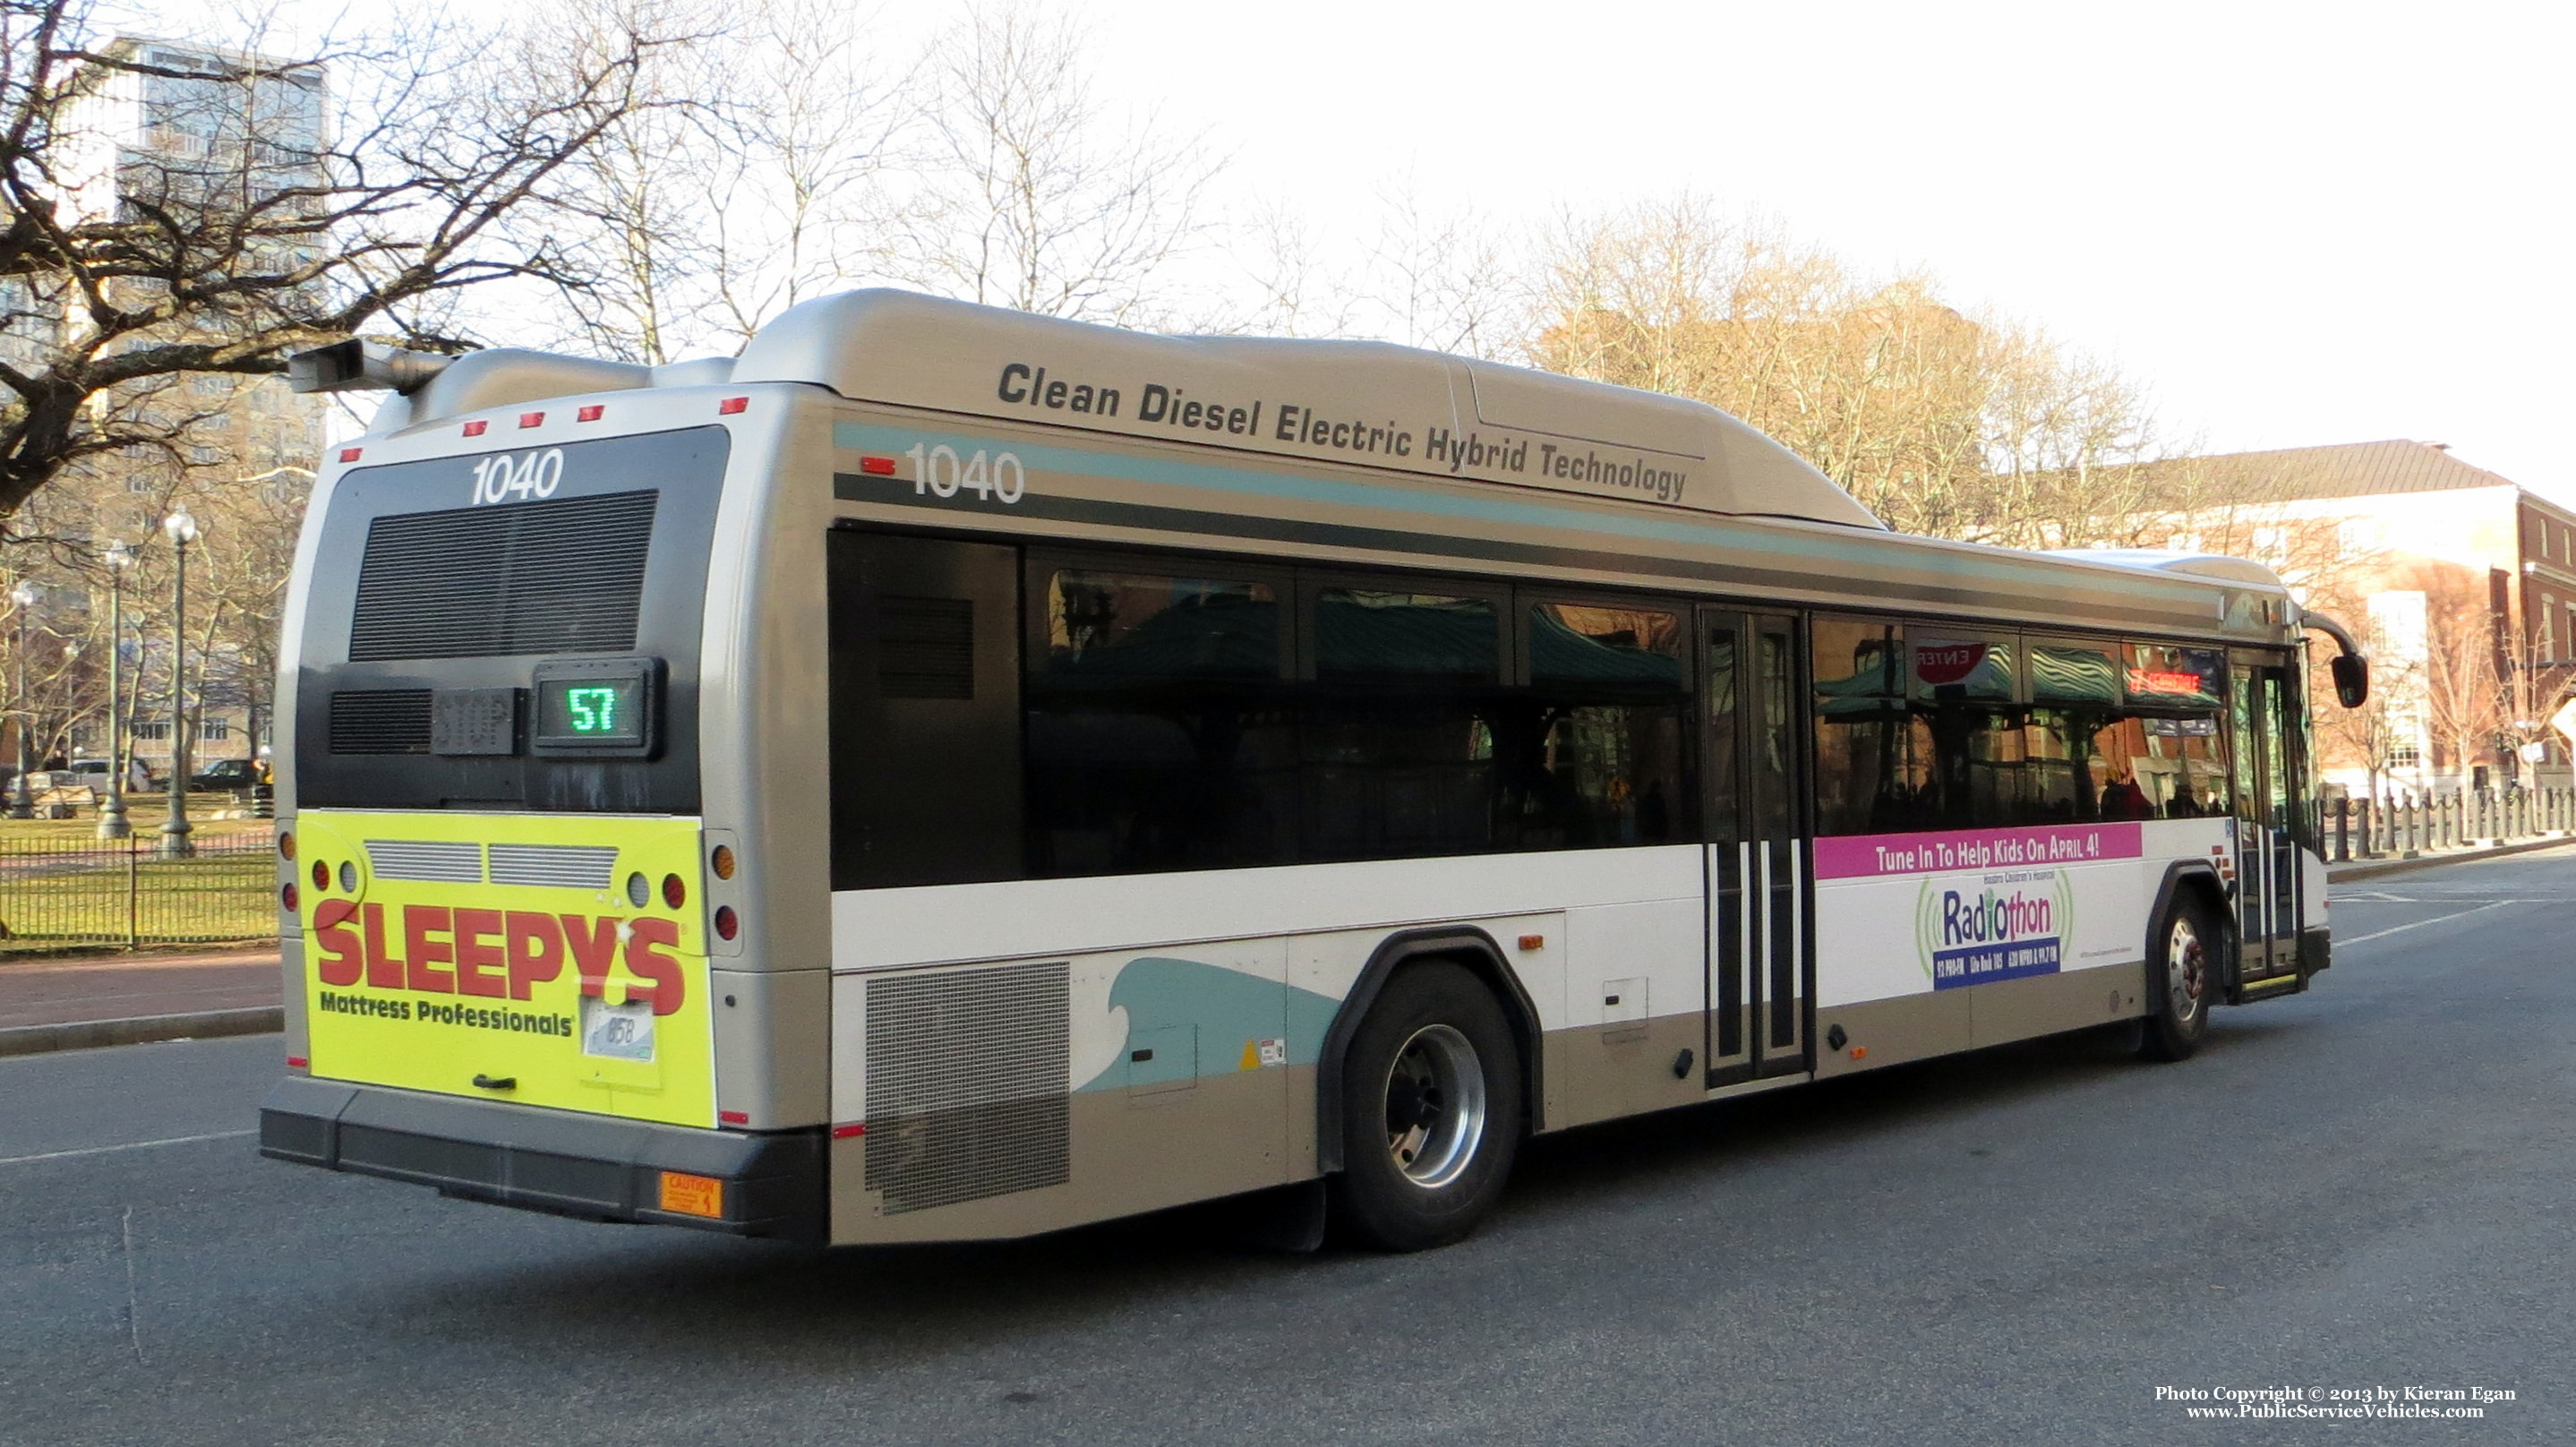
xmin=364 ymin=840 xmax=484 ymax=884
xmin=329 ymin=689 xmax=433 ymax=755
xmin=348 ymin=491 xmax=658 ymax=662
xmin=863 ymin=961 xmax=1070 ymax=1214
xmin=487 ymin=843 xmax=619 ymax=889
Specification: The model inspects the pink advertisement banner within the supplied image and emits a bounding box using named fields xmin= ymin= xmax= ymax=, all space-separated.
xmin=1812 ymin=822 xmax=2144 ymax=880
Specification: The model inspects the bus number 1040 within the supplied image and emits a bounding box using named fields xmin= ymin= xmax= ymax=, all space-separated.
xmin=904 ymin=444 xmax=1026 ymax=505
xmin=470 ymin=449 xmax=565 ymax=506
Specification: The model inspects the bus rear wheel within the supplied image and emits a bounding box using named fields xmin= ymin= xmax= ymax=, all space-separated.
xmin=2140 ymin=894 xmax=2216 ymax=1061
xmin=1329 ymin=961 xmax=1523 ymax=1251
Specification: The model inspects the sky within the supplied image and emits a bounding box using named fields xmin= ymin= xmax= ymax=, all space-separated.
xmin=316 ymin=0 xmax=2576 ymax=501
xmin=1058 ymin=0 xmax=2575 ymax=500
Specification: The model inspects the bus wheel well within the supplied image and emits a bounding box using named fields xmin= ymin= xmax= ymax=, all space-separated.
xmin=2148 ymin=863 xmax=2235 ymax=997
xmin=1315 ymin=928 xmax=1543 ymax=1175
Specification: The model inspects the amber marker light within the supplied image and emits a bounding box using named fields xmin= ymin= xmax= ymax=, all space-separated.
xmin=710 ymin=843 xmax=736 ymax=879
xmin=278 ymin=831 xmax=295 ymax=860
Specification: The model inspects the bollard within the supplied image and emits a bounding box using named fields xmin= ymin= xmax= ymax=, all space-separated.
xmin=2334 ymin=797 xmax=2349 ymax=861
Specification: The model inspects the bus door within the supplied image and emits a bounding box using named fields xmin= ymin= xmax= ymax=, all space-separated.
xmin=1700 ymin=608 xmax=1810 ymax=1087
xmin=2229 ymin=654 xmax=2302 ymax=984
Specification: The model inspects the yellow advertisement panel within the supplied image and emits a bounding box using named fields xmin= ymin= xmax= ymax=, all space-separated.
xmin=295 ymin=809 xmax=714 ymax=1128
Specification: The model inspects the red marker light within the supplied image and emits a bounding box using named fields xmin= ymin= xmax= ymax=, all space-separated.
xmin=714 ymin=905 xmax=739 ymax=941
xmin=338 ymin=447 xmax=362 ymax=463
xmin=287 ymin=1056 xmax=308 ymax=1069
xmin=578 ymin=404 xmax=604 ymax=422
xmin=462 ymin=419 xmax=488 ymax=437
xmin=518 ymin=411 xmax=545 ymax=428
xmin=832 ymin=1123 xmax=868 ymax=1139
xmin=662 ymin=873 xmax=685 ymax=909
xmin=281 ymin=881 xmax=299 ymax=912
xmin=860 ymin=455 xmax=898 ymax=475
xmin=311 ymin=860 xmax=328 ymax=891
xmin=717 ymin=396 xmax=748 ymax=415
xmin=719 ymin=1109 xmax=751 ymax=1126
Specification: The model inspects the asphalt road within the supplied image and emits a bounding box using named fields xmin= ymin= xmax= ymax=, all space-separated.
xmin=6 ymin=849 xmax=2573 ymax=1445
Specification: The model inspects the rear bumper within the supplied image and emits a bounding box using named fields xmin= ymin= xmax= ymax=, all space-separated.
xmin=260 ymin=1075 xmax=825 ymax=1242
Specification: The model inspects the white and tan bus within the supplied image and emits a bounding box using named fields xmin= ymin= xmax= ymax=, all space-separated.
xmin=260 ymin=290 xmax=2367 ymax=1249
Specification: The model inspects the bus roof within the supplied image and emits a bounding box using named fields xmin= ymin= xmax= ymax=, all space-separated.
xmin=730 ymin=289 xmax=1887 ymax=532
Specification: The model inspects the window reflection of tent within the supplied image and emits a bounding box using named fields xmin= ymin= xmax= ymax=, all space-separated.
xmin=1315 ymin=594 xmax=1498 ymax=680
xmin=1527 ymin=605 xmax=1681 ymax=686
xmin=1043 ymin=585 xmax=1280 ymax=681
xmin=2031 ymin=646 xmax=2120 ymax=706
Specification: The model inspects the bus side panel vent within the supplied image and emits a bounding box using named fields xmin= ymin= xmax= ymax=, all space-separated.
xmin=347 ymin=490 xmax=658 ymax=662
xmin=329 ymin=689 xmax=434 ymax=754
xmin=862 ymin=961 xmax=1070 ymax=1214
xmin=877 ymin=595 xmax=976 ymax=700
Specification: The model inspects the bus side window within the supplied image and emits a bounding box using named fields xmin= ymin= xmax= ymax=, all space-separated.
xmin=827 ymin=531 xmax=1024 ymax=889
xmin=1515 ymin=602 xmax=1690 ymax=849
xmin=1023 ymin=563 xmax=1293 ymax=878
xmin=1810 ymin=616 xmax=1911 ymax=835
xmin=1303 ymin=586 xmax=1504 ymax=860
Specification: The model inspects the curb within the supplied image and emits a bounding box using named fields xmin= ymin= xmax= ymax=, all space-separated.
xmin=2328 ymin=834 xmax=2576 ymax=883
xmin=0 ymin=1006 xmax=281 ymax=1058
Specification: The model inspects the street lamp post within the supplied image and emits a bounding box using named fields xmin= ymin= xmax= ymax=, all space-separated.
xmin=6 ymin=581 xmax=36 ymax=820
xmin=97 ymin=542 xmax=135 ymax=840
xmin=156 ymin=510 xmax=199 ymax=860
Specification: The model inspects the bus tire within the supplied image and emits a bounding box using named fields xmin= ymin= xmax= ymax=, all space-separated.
xmin=1328 ymin=960 xmax=1523 ymax=1251
xmin=2140 ymin=893 xmax=2216 ymax=1062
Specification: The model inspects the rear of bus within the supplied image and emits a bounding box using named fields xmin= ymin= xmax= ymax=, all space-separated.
xmin=257 ymin=375 xmax=827 ymax=1241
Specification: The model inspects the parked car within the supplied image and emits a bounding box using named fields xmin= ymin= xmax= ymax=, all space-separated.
xmin=192 ymin=758 xmax=261 ymax=792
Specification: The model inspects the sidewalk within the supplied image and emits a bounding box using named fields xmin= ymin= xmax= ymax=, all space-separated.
xmin=0 ymin=946 xmax=281 ymax=1057
xmin=2326 ymin=833 xmax=2576 ymax=882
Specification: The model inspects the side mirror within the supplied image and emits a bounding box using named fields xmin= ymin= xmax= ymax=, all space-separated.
xmin=2330 ymin=652 xmax=2368 ymax=709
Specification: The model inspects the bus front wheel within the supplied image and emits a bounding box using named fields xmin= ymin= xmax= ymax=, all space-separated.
xmin=1329 ymin=961 xmax=1523 ymax=1251
xmin=2140 ymin=894 xmax=2216 ymax=1062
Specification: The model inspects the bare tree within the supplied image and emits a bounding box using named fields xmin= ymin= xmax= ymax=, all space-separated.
xmin=1524 ymin=196 xmax=2178 ymax=541
xmin=2420 ymin=589 xmax=2504 ymax=784
xmin=0 ymin=0 xmax=686 ymax=524
xmin=530 ymin=0 xmax=897 ymax=363
xmin=885 ymin=2 xmax=1217 ymax=325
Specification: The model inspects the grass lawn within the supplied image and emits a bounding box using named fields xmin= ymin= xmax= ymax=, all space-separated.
xmin=0 ymin=792 xmax=273 ymax=846
xmin=0 ymin=819 xmax=276 ymax=949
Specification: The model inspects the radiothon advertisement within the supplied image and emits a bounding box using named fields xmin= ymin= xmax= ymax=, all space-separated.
xmin=1812 ymin=821 xmax=2155 ymax=1007
xmin=295 ymin=809 xmax=715 ymax=1127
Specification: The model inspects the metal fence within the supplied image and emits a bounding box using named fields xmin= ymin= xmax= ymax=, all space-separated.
xmin=0 ymin=833 xmax=276 ymax=950
xmin=2329 ymin=787 xmax=2576 ymax=862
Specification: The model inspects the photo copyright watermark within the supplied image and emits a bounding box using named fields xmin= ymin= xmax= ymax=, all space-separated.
xmin=2156 ymin=1385 xmax=2517 ymax=1420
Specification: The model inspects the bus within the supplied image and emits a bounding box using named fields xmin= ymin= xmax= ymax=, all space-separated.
xmin=259 ymin=290 xmax=2369 ymax=1251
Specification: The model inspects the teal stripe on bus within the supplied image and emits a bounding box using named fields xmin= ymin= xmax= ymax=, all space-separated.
xmin=833 ymin=422 xmax=2214 ymax=607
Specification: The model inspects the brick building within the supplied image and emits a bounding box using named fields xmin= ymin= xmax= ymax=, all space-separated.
xmin=2127 ymin=440 xmax=2576 ymax=793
